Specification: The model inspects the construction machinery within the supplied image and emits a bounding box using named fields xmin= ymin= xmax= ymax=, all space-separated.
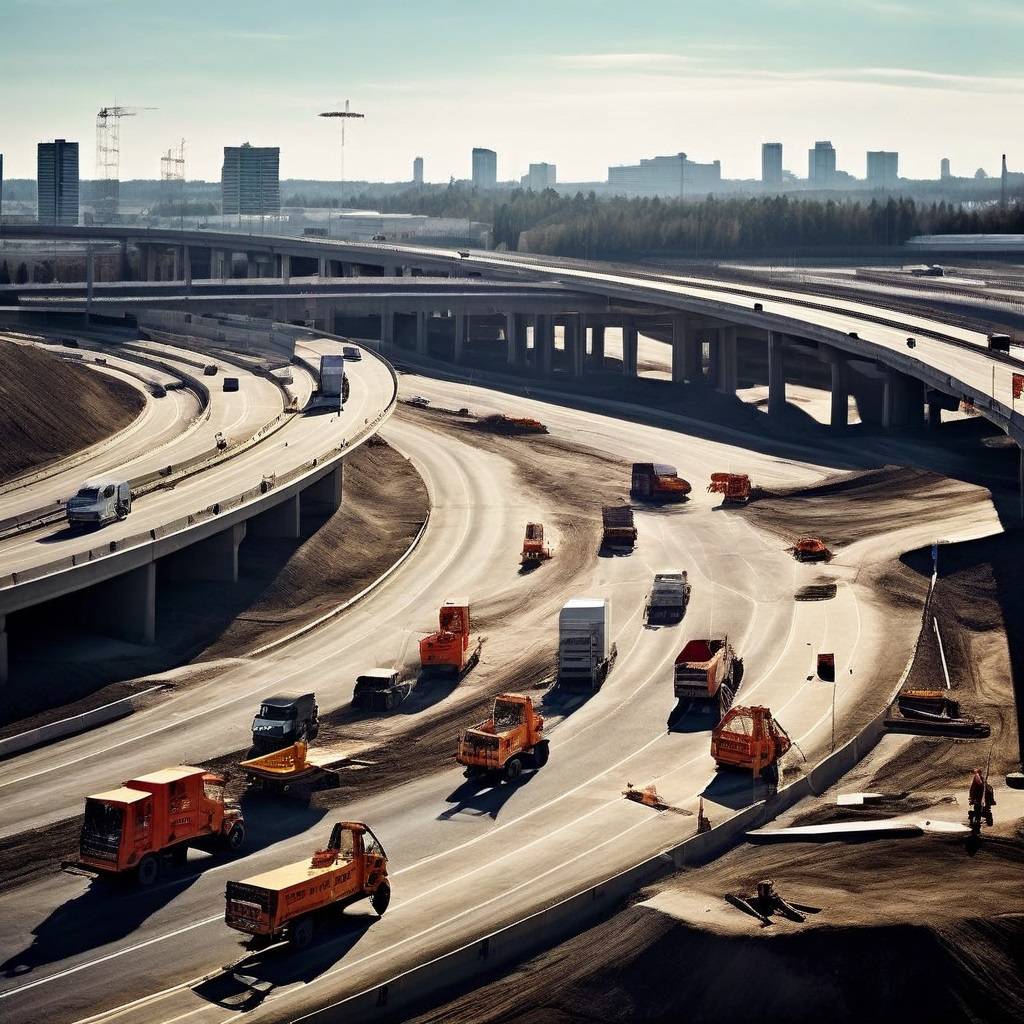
xmin=70 ymin=766 xmax=244 ymax=885
xmin=674 ymin=638 xmax=739 ymax=719
xmin=521 ymin=522 xmax=552 ymax=565
xmin=224 ymin=821 xmax=390 ymax=949
xmin=240 ymin=740 xmax=374 ymax=796
xmin=457 ymin=694 xmax=548 ymax=782
xmin=885 ymin=690 xmax=991 ymax=738
xmin=353 ymin=668 xmax=411 ymax=711
xmin=791 ymin=537 xmax=832 ymax=562
xmin=631 ymin=462 xmax=691 ymax=502
xmin=251 ymin=694 xmax=319 ymax=753
xmin=708 ymin=472 xmax=752 ymax=505
xmin=711 ymin=706 xmax=792 ymax=784
xmin=558 ymin=597 xmax=617 ymax=689
xmin=646 ymin=572 xmax=691 ymax=624
xmin=479 ymin=413 xmax=548 ymax=435
xmin=601 ymin=505 xmax=637 ymax=551
xmin=419 ymin=599 xmax=482 ymax=675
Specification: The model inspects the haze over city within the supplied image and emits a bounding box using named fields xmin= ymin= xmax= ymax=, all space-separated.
xmin=4 ymin=0 xmax=1024 ymax=182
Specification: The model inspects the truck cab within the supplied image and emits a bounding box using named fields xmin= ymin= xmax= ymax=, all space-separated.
xmin=352 ymin=669 xmax=407 ymax=711
xmin=66 ymin=478 xmax=132 ymax=528
xmin=251 ymin=693 xmax=319 ymax=752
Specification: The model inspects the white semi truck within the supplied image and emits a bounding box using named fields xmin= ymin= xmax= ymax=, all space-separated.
xmin=558 ymin=597 xmax=617 ymax=690
xmin=646 ymin=572 xmax=691 ymax=624
xmin=66 ymin=478 xmax=132 ymax=528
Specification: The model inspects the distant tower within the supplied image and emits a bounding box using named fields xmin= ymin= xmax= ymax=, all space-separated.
xmin=413 ymin=156 xmax=424 ymax=185
xmin=761 ymin=142 xmax=783 ymax=186
xmin=940 ymin=157 xmax=951 ymax=180
xmin=1002 ymin=154 xmax=1008 ymax=207
xmin=471 ymin=148 xmax=497 ymax=189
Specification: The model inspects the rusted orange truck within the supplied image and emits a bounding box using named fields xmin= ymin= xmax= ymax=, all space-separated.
xmin=708 ymin=472 xmax=751 ymax=505
xmin=711 ymin=706 xmax=792 ymax=784
xmin=631 ymin=463 xmax=691 ymax=502
xmin=224 ymin=821 xmax=390 ymax=948
xmin=74 ymin=766 xmax=245 ymax=885
xmin=419 ymin=599 xmax=482 ymax=675
xmin=457 ymin=693 xmax=548 ymax=782
xmin=674 ymin=638 xmax=739 ymax=720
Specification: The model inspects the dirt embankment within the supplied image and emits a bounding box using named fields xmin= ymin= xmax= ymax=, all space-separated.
xmin=0 ymin=340 xmax=144 ymax=482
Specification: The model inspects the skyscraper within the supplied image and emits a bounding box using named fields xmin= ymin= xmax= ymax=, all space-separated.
xmin=221 ymin=143 xmax=281 ymax=217
xmin=413 ymin=156 xmax=424 ymax=185
xmin=807 ymin=141 xmax=837 ymax=185
xmin=940 ymin=157 xmax=951 ymax=180
xmin=37 ymin=139 xmax=79 ymax=225
xmin=524 ymin=162 xmax=556 ymax=189
xmin=472 ymin=148 xmax=497 ymax=189
xmin=761 ymin=142 xmax=783 ymax=185
xmin=866 ymin=151 xmax=899 ymax=188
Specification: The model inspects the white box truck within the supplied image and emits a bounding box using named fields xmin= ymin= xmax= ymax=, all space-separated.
xmin=66 ymin=478 xmax=132 ymax=528
xmin=646 ymin=572 xmax=691 ymax=624
xmin=558 ymin=598 xmax=617 ymax=690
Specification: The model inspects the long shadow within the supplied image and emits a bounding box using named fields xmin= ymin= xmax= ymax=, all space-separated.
xmin=438 ymin=770 xmax=537 ymax=822
xmin=702 ymin=766 xmax=776 ymax=811
xmin=37 ymin=525 xmax=92 ymax=544
xmin=0 ymin=799 xmax=327 ymax=978
xmin=667 ymin=701 xmax=719 ymax=734
xmin=193 ymin=912 xmax=377 ymax=1012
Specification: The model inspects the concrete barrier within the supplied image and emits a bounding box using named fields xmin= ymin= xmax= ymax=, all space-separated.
xmin=0 ymin=685 xmax=164 ymax=759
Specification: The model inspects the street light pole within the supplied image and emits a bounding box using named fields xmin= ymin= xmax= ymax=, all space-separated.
xmin=318 ymin=101 xmax=365 ymax=227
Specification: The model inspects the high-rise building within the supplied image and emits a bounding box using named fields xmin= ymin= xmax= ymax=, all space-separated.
xmin=0 ymin=153 xmax=4 ymax=225
xmin=523 ymin=162 xmax=556 ymax=190
xmin=940 ymin=157 xmax=951 ymax=180
xmin=472 ymin=148 xmax=497 ymax=189
xmin=37 ymin=139 xmax=80 ymax=225
xmin=413 ymin=156 xmax=424 ymax=185
xmin=761 ymin=142 xmax=783 ymax=186
xmin=866 ymin=151 xmax=899 ymax=188
xmin=221 ymin=143 xmax=280 ymax=217
xmin=807 ymin=141 xmax=837 ymax=185
xmin=608 ymin=152 xmax=721 ymax=196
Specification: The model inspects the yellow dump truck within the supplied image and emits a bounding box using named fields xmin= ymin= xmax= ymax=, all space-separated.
xmin=224 ymin=821 xmax=390 ymax=949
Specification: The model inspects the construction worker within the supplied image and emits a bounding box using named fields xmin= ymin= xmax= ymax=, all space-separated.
xmin=968 ymin=768 xmax=995 ymax=830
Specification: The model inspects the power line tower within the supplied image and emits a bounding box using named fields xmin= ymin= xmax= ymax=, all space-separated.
xmin=95 ymin=105 xmax=157 ymax=223
xmin=160 ymin=138 xmax=186 ymax=225
xmin=318 ymin=100 xmax=365 ymax=218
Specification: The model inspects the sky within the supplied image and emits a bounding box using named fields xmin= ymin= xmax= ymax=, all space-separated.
xmin=2 ymin=0 xmax=1022 ymax=184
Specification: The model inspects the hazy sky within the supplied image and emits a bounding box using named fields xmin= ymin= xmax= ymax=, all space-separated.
xmin=3 ymin=0 xmax=1022 ymax=184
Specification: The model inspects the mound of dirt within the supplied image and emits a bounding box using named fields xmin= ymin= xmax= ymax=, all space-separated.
xmin=0 ymin=341 xmax=144 ymax=482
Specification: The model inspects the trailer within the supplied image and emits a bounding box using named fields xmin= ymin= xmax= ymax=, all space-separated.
xmin=674 ymin=638 xmax=739 ymax=720
xmin=646 ymin=572 xmax=690 ymax=624
xmin=558 ymin=598 xmax=617 ymax=690
xmin=240 ymin=740 xmax=375 ymax=796
xmin=601 ymin=506 xmax=637 ymax=551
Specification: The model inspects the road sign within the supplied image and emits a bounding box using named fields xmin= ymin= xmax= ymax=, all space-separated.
xmin=817 ymin=652 xmax=836 ymax=682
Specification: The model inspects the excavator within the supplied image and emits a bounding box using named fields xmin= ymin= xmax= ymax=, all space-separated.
xmin=419 ymin=599 xmax=483 ymax=676
xmin=711 ymin=705 xmax=792 ymax=784
xmin=521 ymin=522 xmax=552 ymax=565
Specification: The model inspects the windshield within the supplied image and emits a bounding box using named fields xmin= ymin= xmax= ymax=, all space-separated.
xmin=83 ymin=799 xmax=124 ymax=840
xmin=259 ymin=704 xmax=296 ymax=720
xmin=74 ymin=488 xmax=100 ymax=501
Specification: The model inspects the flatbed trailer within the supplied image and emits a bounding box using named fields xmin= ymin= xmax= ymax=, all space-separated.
xmin=240 ymin=740 xmax=375 ymax=795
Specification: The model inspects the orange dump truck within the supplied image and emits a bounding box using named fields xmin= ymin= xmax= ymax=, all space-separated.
xmin=74 ymin=766 xmax=244 ymax=885
xmin=457 ymin=693 xmax=548 ymax=782
xmin=419 ymin=599 xmax=482 ymax=675
xmin=708 ymin=473 xmax=751 ymax=505
xmin=711 ymin=706 xmax=792 ymax=784
xmin=521 ymin=522 xmax=552 ymax=564
xmin=224 ymin=822 xmax=390 ymax=949
xmin=631 ymin=463 xmax=692 ymax=502
xmin=674 ymin=638 xmax=739 ymax=719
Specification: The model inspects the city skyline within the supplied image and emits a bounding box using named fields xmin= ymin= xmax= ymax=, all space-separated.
xmin=3 ymin=1 xmax=1023 ymax=183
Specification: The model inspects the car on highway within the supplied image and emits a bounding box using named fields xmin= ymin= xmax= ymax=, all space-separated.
xmin=66 ymin=477 xmax=132 ymax=528
xmin=343 ymin=345 xmax=362 ymax=361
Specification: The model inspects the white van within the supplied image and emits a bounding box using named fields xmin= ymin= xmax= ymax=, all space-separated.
xmin=66 ymin=478 xmax=132 ymax=528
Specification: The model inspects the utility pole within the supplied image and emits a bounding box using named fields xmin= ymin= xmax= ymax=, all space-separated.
xmin=318 ymin=101 xmax=365 ymax=229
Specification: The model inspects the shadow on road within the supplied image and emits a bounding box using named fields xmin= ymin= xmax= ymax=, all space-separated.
xmin=701 ymin=767 xmax=775 ymax=811
xmin=438 ymin=769 xmax=537 ymax=822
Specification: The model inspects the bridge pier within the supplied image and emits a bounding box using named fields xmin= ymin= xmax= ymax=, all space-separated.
xmin=671 ymin=315 xmax=688 ymax=384
xmin=684 ymin=326 xmax=703 ymax=381
xmin=280 ymin=254 xmax=291 ymax=284
xmin=318 ymin=256 xmax=329 ymax=280
xmin=380 ymin=310 xmax=395 ymax=350
xmin=0 ymin=614 xmax=7 ymax=686
xmin=622 ymin=320 xmax=638 ymax=377
xmin=163 ymin=522 xmax=247 ymax=583
xmin=182 ymin=246 xmax=192 ymax=288
xmin=768 ymin=331 xmax=787 ymax=418
xmin=303 ymin=464 xmax=344 ymax=514
xmin=714 ymin=326 xmax=739 ymax=395
xmin=415 ymin=312 xmax=429 ymax=355
xmin=144 ymin=244 xmax=159 ymax=282
xmin=246 ymin=253 xmax=259 ymax=279
xmin=590 ymin=323 xmax=605 ymax=367
xmin=536 ymin=314 xmax=554 ymax=374
xmin=506 ymin=313 xmax=526 ymax=367
xmin=89 ymin=563 xmax=156 ymax=645
xmin=249 ymin=494 xmax=301 ymax=540
xmin=454 ymin=312 xmax=467 ymax=363
xmin=566 ymin=313 xmax=585 ymax=376
xmin=882 ymin=367 xmax=924 ymax=430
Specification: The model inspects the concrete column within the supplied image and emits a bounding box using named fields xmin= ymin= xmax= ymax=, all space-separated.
xmin=716 ymin=326 xmax=739 ymax=395
xmin=172 ymin=246 xmax=182 ymax=281
xmin=927 ymin=397 xmax=943 ymax=429
xmin=380 ymin=310 xmax=395 ymax=349
xmin=590 ymin=324 xmax=605 ymax=366
xmin=536 ymin=314 xmax=554 ymax=375
xmin=318 ymin=256 xmax=329 ymax=280
xmin=882 ymin=368 xmax=924 ymax=430
xmin=768 ymin=331 xmax=786 ymax=419
xmin=684 ymin=326 xmax=702 ymax=381
xmin=829 ymin=358 xmax=849 ymax=430
xmin=622 ymin=320 xmax=638 ymax=377
xmin=90 ymin=563 xmax=156 ymax=644
xmin=0 ymin=614 xmax=7 ymax=687
xmin=183 ymin=246 xmax=192 ymax=288
xmin=246 ymin=253 xmax=259 ymax=279
xmin=249 ymin=494 xmax=301 ymax=540
xmin=453 ymin=311 xmax=467 ymax=363
xmin=85 ymin=251 xmax=95 ymax=318
xmin=566 ymin=313 xmax=586 ymax=376
xmin=144 ymin=244 xmax=159 ymax=282
xmin=280 ymin=254 xmax=291 ymax=284
xmin=163 ymin=522 xmax=246 ymax=583
xmin=342 ymin=263 xmax=355 ymax=278
xmin=671 ymin=314 xmax=688 ymax=384
xmin=119 ymin=239 xmax=130 ymax=281
xmin=416 ymin=312 xmax=429 ymax=355
xmin=505 ymin=313 xmax=519 ymax=366
xmin=303 ymin=464 xmax=343 ymax=514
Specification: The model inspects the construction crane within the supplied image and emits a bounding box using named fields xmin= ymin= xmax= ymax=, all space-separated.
xmin=160 ymin=139 xmax=186 ymax=227
xmin=318 ymin=100 xmax=364 ymax=218
xmin=95 ymin=105 xmax=157 ymax=222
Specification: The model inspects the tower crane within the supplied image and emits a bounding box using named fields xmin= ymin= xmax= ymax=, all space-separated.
xmin=95 ymin=105 xmax=157 ymax=222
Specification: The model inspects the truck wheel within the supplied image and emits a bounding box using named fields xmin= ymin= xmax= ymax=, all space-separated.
xmin=225 ymin=822 xmax=246 ymax=852
xmin=503 ymin=757 xmax=523 ymax=783
xmin=290 ymin=916 xmax=314 ymax=949
xmin=533 ymin=742 xmax=550 ymax=769
xmin=371 ymin=882 xmax=392 ymax=916
xmin=136 ymin=853 xmax=160 ymax=886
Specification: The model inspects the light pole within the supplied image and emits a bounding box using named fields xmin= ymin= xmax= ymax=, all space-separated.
xmin=318 ymin=101 xmax=365 ymax=229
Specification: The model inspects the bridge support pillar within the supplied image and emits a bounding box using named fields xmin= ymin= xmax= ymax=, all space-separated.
xmin=590 ymin=323 xmax=605 ymax=367
xmin=246 ymin=253 xmax=259 ymax=279
xmin=566 ymin=313 xmax=585 ymax=376
xmin=684 ymin=326 xmax=703 ymax=381
xmin=622 ymin=320 xmax=638 ymax=377
xmin=119 ymin=239 xmax=130 ymax=281
xmin=318 ymin=256 xmax=329 ymax=280
xmin=535 ymin=314 xmax=554 ymax=374
xmin=303 ymin=464 xmax=343 ymax=514
xmin=882 ymin=368 xmax=924 ymax=430
xmin=505 ymin=313 xmax=522 ymax=366
xmin=715 ymin=326 xmax=739 ymax=395
xmin=768 ymin=331 xmax=786 ymax=419
xmin=182 ymin=246 xmax=192 ymax=288
xmin=380 ymin=310 xmax=395 ymax=350
xmin=829 ymin=358 xmax=850 ymax=430
xmin=0 ymin=615 xmax=7 ymax=687
xmin=415 ymin=312 xmax=429 ymax=355
xmin=249 ymin=494 xmax=301 ymax=540
xmin=144 ymin=245 xmax=159 ymax=282
xmin=280 ymin=254 xmax=291 ymax=284
xmin=671 ymin=315 xmax=688 ymax=384
xmin=453 ymin=311 xmax=467 ymax=363
xmin=90 ymin=563 xmax=156 ymax=644
xmin=85 ymin=251 xmax=95 ymax=318
xmin=163 ymin=522 xmax=246 ymax=583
